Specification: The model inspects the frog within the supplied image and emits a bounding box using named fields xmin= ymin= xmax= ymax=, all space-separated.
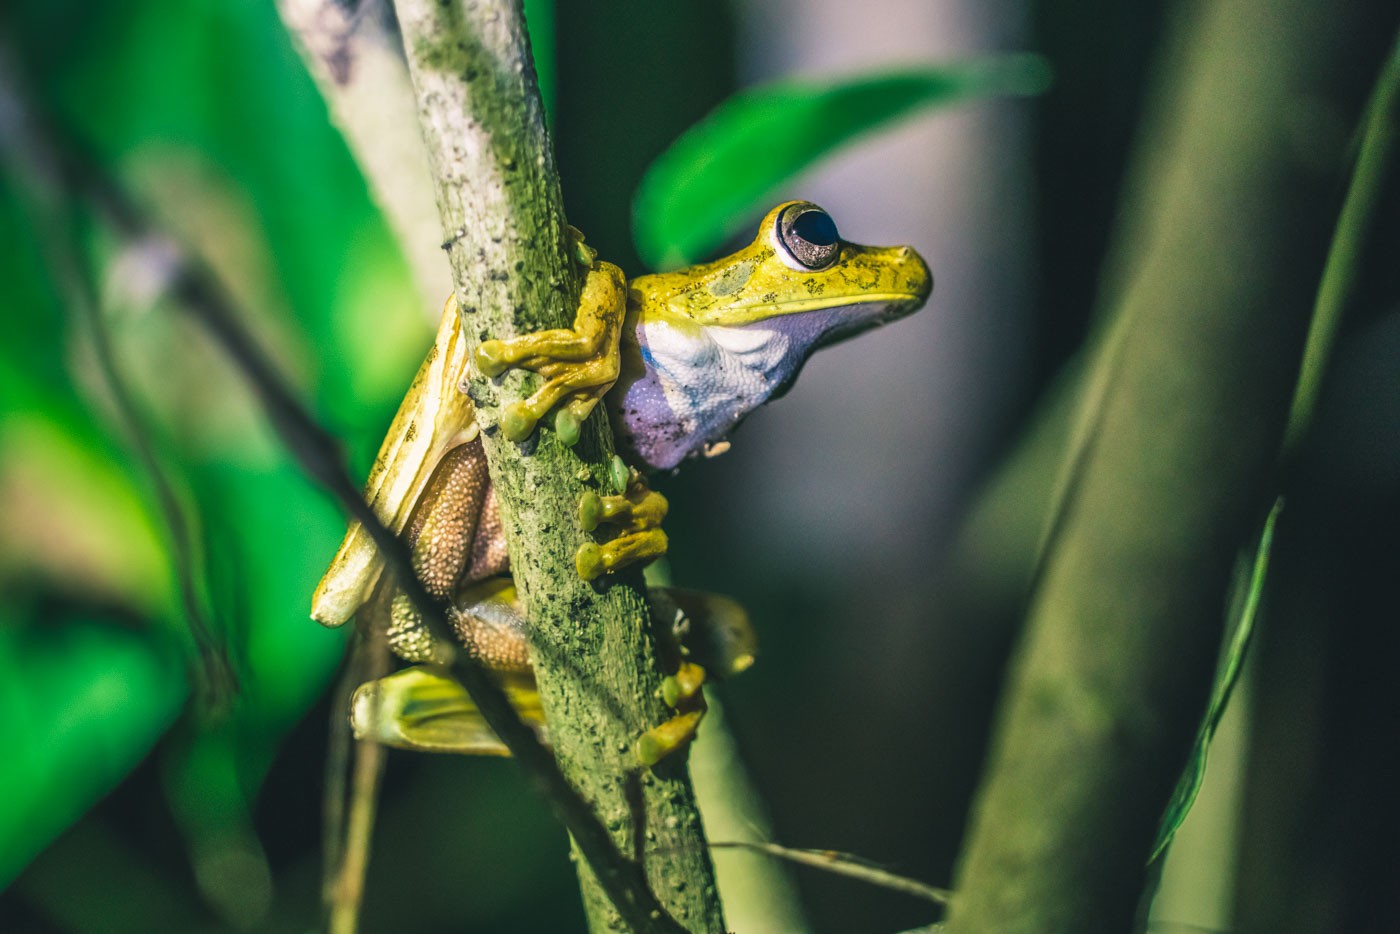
xmin=312 ymin=200 xmax=931 ymax=764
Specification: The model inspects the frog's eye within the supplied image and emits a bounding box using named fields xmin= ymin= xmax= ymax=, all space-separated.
xmin=776 ymin=203 xmax=841 ymax=271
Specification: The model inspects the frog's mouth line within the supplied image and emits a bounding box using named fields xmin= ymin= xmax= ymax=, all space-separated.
xmin=692 ymin=291 xmax=926 ymax=326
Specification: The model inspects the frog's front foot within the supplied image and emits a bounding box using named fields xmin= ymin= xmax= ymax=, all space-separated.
xmin=575 ymin=460 xmax=669 ymax=581
xmin=636 ymin=661 xmax=707 ymax=767
xmin=474 ymin=261 xmax=627 ymax=445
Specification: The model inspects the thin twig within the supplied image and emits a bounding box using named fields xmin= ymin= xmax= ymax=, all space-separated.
xmin=323 ymin=597 xmax=391 ymax=934
xmin=710 ymin=841 xmax=952 ymax=906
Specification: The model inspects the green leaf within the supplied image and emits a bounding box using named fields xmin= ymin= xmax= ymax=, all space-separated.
xmin=632 ymin=55 xmax=1051 ymax=269
xmin=0 ymin=619 xmax=187 ymax=888
xmin=1150 ymin=499 xmax=1283 ymax=862
xmin=522 ymin=0 xmax=555 ymax=117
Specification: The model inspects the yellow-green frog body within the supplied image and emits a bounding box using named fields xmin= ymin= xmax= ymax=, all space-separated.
xmin=312 ymin=201 xmax=930 ymax=760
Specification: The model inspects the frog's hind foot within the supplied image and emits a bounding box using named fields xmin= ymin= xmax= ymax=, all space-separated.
xmin=633 ymin=589 xmax=759 ymax=767
xmin=636 ymin=661 xmax=707 ymax=767
xmin=575 ymin=460 xmax=669 ymax=581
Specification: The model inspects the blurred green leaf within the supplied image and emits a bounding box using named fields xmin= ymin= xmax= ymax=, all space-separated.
xmin=1150 ymin=499 xmax=1282 ymax=862
xmin=3 ymin=0 xmax=422 ymax=885
xmin=523 ymin=0 xmax=555 ymax=116
xmin=632 ymin=55 xmax=1051 ymax=269
xmin=0 ymin=618 xmax=187 ymax=888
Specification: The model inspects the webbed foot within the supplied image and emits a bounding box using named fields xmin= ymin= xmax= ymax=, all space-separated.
xmin=474 ymin=261 xmax=627 ymax=444
xmin=575 ymin=459 xmax=669 ymax=581
xmin=633 ymin=589 xmax=759 ymax=767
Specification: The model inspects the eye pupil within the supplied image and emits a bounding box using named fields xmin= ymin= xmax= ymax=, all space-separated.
xmin=777 ymin=203 xmax=841 ymax=270
xmin=792 ymin=210 xmax=838 ymax=247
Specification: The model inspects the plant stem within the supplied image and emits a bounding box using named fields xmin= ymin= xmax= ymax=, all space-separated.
xmin=390 ymin=1 xmax=724 ymax=931
xmin=944 ymin=0 xmax=1378 ymax=929
xmin=1283 ymin=26 xmax=1400 ymax=455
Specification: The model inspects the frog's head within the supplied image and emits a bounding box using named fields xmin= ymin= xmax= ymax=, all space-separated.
xmin=614 ymin=201 xmax=932 ymax=470
xmin=630 ymin=200 xmax=931 ymax=336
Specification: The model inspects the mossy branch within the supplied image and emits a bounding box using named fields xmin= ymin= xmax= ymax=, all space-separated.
xmin=945 ymin=0 xmax=1380 ymax=929
xmin=389 ymin=1 xmax=723 ymax=932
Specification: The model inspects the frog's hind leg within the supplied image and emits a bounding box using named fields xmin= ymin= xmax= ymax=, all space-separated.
xmin=447 ymin=578 xmax=533 ymax=673
xmin=635 ymin=588 xmax=759 ymax=767
xmin=351 ymin=666 xmax=545 ymax=755
xmin=386 ymin=437 xmax=511 ymax=664
xmin=365 ymin=580 xmax=535 ymax=755
xmin=389 ymin=572 xmax=532 ymax=671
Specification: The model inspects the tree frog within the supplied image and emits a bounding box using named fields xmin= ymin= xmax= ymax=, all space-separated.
xmin=312 ymin=201 xmax=931 ymax=763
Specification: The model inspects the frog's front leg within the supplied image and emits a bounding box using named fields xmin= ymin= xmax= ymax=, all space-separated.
xmin=472 ymin=259 xmax=666 ymax=581
xmin=474 ymin=261 xmax=627 ymax=445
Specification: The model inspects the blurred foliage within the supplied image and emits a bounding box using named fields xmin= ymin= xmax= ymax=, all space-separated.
xmin=1150 ymin=500 xmax=1279 ymax=862
xmin=633 ymin=55 xmax=1051 ymax=269
xmin=0 ymin=0 xmax=417 ymax=919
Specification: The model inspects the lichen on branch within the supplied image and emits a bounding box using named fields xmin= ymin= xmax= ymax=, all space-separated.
xmin=389 ymin=1 xmax=724 ymax=931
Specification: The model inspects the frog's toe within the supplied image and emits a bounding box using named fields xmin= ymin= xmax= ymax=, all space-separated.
xmin=575 ymin=541 xmax=606 ymax=581
xmin=636 ymin=709 xmax=704 ymax=767
xmin=474 ymin=340 xmax=509 ymax=378
xmin=660 ymin=661 xmax=706 ymax=708
xmin=500 ymin=402 xmax=539 ymax=443
xmin=576 ymin=486 xmax=668 ymax=534
xmin=579 ymin=491 xmax=606 ymax=531
xmin=575 ymin=528 xmax=668 ymax=582
xmin=553 ymin=404 xmax=583 ymax=447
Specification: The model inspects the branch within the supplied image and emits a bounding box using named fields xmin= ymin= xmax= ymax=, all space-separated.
xmin=390 ymin=1 xmax=723 ymax=931
xmin=945 ymin=0 xmax=1381 ymax=929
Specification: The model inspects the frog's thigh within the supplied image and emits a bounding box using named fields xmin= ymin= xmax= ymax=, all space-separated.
xmin=451 ymin=579 xmax=533 ymax=673
xmin=387 ymin=439 xmax=493 ymax=663
xmin=409 ymin=439 xmax=491 ymax=598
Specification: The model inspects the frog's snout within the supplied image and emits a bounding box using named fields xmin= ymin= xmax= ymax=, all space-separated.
xmin=887 ymin=244 xmax=933 ymax=309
